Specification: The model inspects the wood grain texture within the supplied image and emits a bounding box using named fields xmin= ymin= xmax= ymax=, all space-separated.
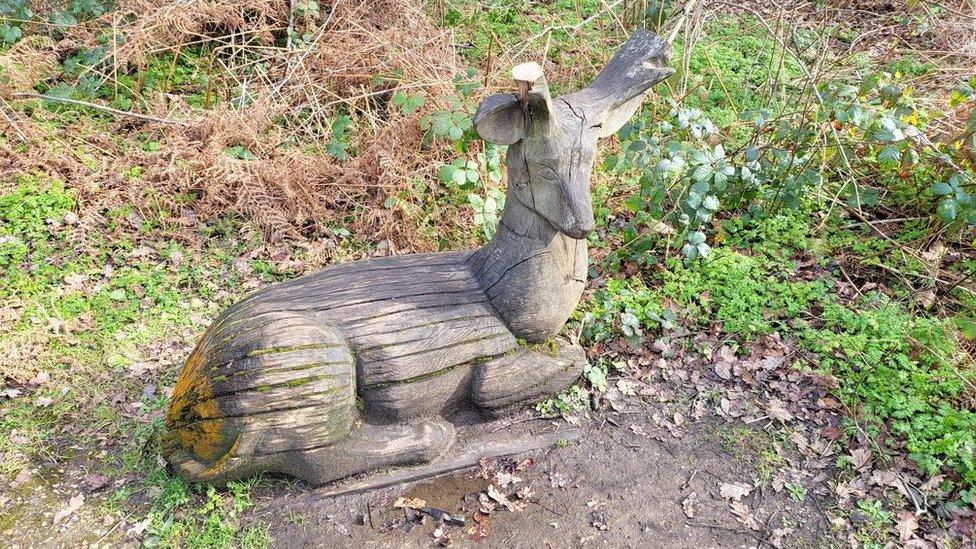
xmin=163 ymin=30 xmax=672 ymax=487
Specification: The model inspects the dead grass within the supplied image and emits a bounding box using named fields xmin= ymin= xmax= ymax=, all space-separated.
xmin=1 ymin=0 xmax=467 ymax=246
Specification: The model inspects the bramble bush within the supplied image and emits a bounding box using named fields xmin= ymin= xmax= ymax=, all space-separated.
xmin=1 ymin=0 xmax=112 ymax=44
xmin=606 ymin=70 xmax=976 ymax=261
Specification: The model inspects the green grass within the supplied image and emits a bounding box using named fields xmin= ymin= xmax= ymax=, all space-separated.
xmin=576 ymin=208 xmax=976 ymax=495
xmin=0 ymin=176 xmax=279 ymax=545
xmin=142 ymin=472 xmax=271 ymax=548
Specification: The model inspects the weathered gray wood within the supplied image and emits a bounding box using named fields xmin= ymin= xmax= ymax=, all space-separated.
xmin=163 ymin=30 xmax=671 ymax=487
xmin=301 ymin=425 xmax=583 ymax=500
xmin=471 ymin=339 xmax=587 ymax=417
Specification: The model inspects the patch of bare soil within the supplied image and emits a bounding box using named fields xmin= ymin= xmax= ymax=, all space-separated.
xmin=256 ymin=408 xmax=830 ymax=548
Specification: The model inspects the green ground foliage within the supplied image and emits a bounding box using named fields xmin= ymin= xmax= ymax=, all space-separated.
xmin=2 ymin=0 xmax=976 ymax=546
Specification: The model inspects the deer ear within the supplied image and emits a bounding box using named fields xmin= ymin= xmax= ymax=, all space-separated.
xmin=473 ymin=94 xmax=524 ymax=145
xmin=561 ymin=29 xmax=674 ymax=139
xmin=595 ymin=91 xmax=660 ymax=138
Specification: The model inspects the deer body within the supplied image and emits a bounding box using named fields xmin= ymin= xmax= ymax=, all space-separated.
xmin=163 ymin=30 xmax=671 ymax=485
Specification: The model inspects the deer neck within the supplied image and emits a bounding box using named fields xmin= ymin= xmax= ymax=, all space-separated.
xmin=470 ymin=184 xmax=588 ymax=342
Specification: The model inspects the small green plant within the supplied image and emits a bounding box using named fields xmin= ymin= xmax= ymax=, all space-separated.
xmin=852 ymin=498 xmax=895 ymax=545
xmin=580 ymin=278 xmax=674 ymax=346
xmin=223 ymin=145 xmax=255 ymax=161
xmin=326 ymin=115 xmax=354 ymax=161
xmin=536 ymin=384 xmax=589 ymax=417
xmin=467 ymin=188 xmax=505 ymax=239
xmin=391 ymin=90 xmax=426 ymax=115
xmin=143 ymin=474 xmax=270 ymax=548
xmin=292 ymin=0 xmax=319 ymax=18
xmin=785 ymin=482 xmax=806 ymax=502
xmin=662 ymin=246 xmax=829 ymax=339
xmin=0 ymin=0 xmax=111 ymax=45
xmin=800 ymin=296 xmax=976 ymax=492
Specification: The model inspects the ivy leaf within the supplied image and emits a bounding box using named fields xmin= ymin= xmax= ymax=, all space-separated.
xmin=583 ymin=363 xmax=607 ymax=391
xmin=687 ymin=231 xmax=706 ymax=245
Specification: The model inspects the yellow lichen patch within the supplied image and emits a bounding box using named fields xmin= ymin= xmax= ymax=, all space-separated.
xmin=167 ymin=342 xmax=207 ymax=423
xmin=166 ymin=343 xmax=226 ymax=463
xmin=200 ymin=436 xmax=242 ymax=480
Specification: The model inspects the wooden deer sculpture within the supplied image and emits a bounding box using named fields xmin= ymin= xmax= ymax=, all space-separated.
xmin=163 ymin=30 xmax=672 ymax=485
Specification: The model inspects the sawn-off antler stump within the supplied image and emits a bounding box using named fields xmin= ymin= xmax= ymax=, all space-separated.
xmin=163 ymin=30 xmax=673 ymax=485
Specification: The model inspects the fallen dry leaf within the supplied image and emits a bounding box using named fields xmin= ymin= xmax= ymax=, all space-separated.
xmin=896 ymin=511 xmax=919 ymax=542
xmin=766 ymin=398 xmax=793 ymax=422
xmin=29 ymin=372 xmax=51 ymax=386
xmin=850 ymin=448 xmax=872 ymax=471
xmin=83 ymin=474 xmax=111 ymax=492
xmin=53 ymin=493 xmax=84 ymax=524
xmin=719 ymin=397 xmax=744 ymax=418
xmin=714 ymin=361 xmax=732 ymax=380
xmin=127 ymin=517 xmax=152 ymax=537
xmin=11 ymin=468 xmax=31 ymax=489
xmin=393 ymin=496 xmax=427 ymax=509
xmin=719 ymin=482 xmax=753 ymax=501
xmin=486 ymin=485 xmax=522 ymax=512
xmin=728 ymin=500 xmax=761 ymax=531
xmin=770 ymin=526 xmax=795 ymax=548
xmin=681 ymin=491 xmax=698 ymax=519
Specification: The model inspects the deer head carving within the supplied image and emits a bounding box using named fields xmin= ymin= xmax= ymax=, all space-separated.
xmin=473 ymin=29 xmax=673 ymax=239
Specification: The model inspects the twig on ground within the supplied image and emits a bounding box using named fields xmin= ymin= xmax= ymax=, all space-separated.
xmin=0 ymin=98 xmax=28 ymax=141
xmin=510 ymin=0 xmax=624 ymax=58
xmin=10 ymin=93 xmax=190 ymax=126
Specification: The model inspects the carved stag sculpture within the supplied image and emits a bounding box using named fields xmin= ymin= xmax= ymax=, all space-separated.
xmin=163 ymin=30 xmax=672 ymax=485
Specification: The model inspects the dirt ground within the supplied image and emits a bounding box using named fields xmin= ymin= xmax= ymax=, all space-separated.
xmin=1 ymin=364 xmax=835 ymax=549
xmin=257 ymin=406 xmax=831 ymax=548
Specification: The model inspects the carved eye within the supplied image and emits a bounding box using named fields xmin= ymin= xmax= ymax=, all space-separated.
xmin=538 ymin=166 xmax=558 ymax=181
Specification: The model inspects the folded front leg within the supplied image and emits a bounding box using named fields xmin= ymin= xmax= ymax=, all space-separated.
xmin=470 ymin=338 xmax=586 ymax=418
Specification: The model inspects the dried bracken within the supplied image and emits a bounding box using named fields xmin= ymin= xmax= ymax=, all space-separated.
xmin=2 ymin=0 xmax=464 ymax=246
